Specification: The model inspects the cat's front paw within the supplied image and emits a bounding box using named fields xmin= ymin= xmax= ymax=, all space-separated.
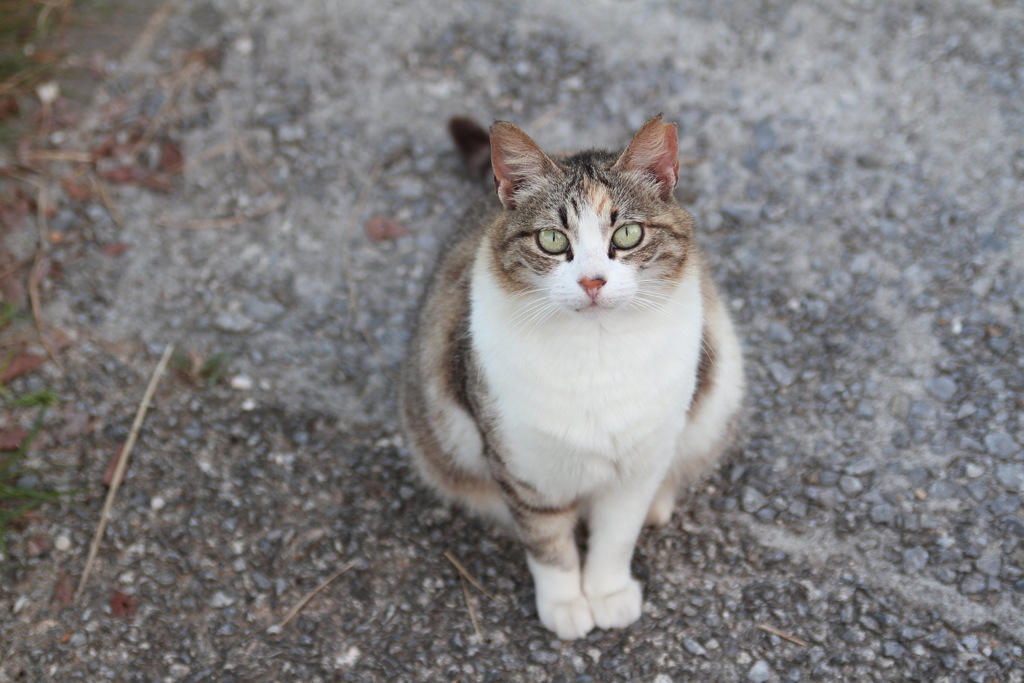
xmin=536 ymin=594 xmax=595 ymax=640
xmin=586 ymin=579 xmax=643 ymax=630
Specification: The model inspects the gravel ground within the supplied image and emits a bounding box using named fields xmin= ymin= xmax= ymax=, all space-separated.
xmin=2 ymin=0 xmax=1023 ymax=680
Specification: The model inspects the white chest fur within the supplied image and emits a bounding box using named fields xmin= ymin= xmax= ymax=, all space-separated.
xmin=469 ymin=248 xmax=705 ymax=503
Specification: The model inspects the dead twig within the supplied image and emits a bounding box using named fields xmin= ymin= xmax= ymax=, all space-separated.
xmin=154 ymin=195 xmax=286 ymax=230
xmin=757 ymin=623 xmax=809 ymax=647
xmin=28 ymin=254 xmax=62 ymax=371
xmin=268 ymin=559 xmax=358 ymax=634
xmin=459 ymin=576 xmax=484 ymax=643
xmin=29 ymin=182 xmax=63 ymax=371
xmin=75 ymin=344 xmax=175 ymax=601
xmin=89 ymin=175 xmax=124 ymax=228
xmin=23 ymin=149 xmax=94 ymax=163
xmin=444 ymin=550 xmax=498 ymax=602
xmin=122 ymin=0 xmax=180 ymax=68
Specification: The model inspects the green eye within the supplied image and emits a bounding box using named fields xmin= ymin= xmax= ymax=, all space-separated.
xmin=537 ymin=229 xmax=570 ymax=254
xmin=612 ymin=222 xmax=643 ymax=249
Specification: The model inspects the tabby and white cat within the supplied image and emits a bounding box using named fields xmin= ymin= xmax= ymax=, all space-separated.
xmin=399 ymin=116 xmax=744 ymax=640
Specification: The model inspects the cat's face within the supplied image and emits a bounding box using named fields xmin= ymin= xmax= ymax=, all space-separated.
xmin=486 ymin=118 xmax=693 ymax=318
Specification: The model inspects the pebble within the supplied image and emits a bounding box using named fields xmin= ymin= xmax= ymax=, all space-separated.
xmin=839 ymin=476 xmax=864 ymax=496
xmin=925 ymin=377 xmax=957 ymax=401
xmin=869 ymin=504 xmax=895 ymax=525
xmin=996 ymin=464 xmax=1024 ymax=491
xmin=231 ymin=375 xmax=254 ymax=391
xmin=150 ymin=496 xmax=166 ymax=511
xmin=985 ymin=433 xmax=1020 ymax=459
xmin=741 ymin=486 xmax=768 ymax=513
xmin=767 ymin=361 xmax=796 ymax=387
xmin=956 ymin=403 xmax=977 ymax=419
xmin=990 ymin=495 xmax=1020 ymax=514
xmin=213 ymin=312 xmax=255 ymax=333
xmin=210 ymin=592 xmax=236 ymax=608
xmin=975 ymin=555 xmax=1002 ymax=577
xmin=961 ymin=575 xmax=987 ymax=594
xmin=903 ymin=547 xmax=928 ymax=573
xmin=681 ymin=637 xmax=707 ymax=657
xmin=964 ymin=463 xmax=984 ymax=479
xmin=748 ymin=659 xmax=772 ymax=683
xmin=882 ymin=641 xmax=905 ymax=658
xmin=844 ymin=457 xmax=877 ymax=476
xmin=55 ymin=535 xmax=71 ymax=552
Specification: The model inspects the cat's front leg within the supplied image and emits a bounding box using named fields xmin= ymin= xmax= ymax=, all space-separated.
xmin=515 ymin=504 xmax=592 ymax=640
xmin=582 ymin=465 xmax=666 ymax=630
xmin=526 ymin=547 xmax=593 ymax=641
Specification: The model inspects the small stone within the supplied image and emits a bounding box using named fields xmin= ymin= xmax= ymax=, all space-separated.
xmin=844 ymin=457 xmax=877 ymax=476
xmin=748 ymin=659 xmax=772 ymax=683
xmin=839 ymin=476 xmax=864 ymax=497
xmin=276 ymin=123 xmax=307 ymax=143
xmin=682 ymin=637 xmax=707 ymax=657
xmin=213 ymin=312 xmax=254 ymax=333
xmin=925 ymin=377 xmax=956 ymax=401
xmin=243 ymin=297 xmax=286 ymax=322
xmin=210 ymin=591 xmax=236 ymax=608
xmin=869 ymin=504 xmax=895 ymax=525
xmin=960 ymin=575 xmax=987 ymax=594
xmin=856 ymin=401 xmax=875 ymax=419
xmin=889 ymin=394 xmax=911 ymax=419
xmin=976 ymin=555 xmax=1002 ymax=577
xmin=903 ymin=547 xmax=928 ymax=573
xmin=882 ymin=641 xmax=905 ymax=658
xmin=964 ymin=463 xmax=984 ymax=479
xmin=956 ymin=403 xmax=977 ymax=420
xmin=252 ymin=571 xmax=273 ymax=591
xmin=230 ymin=375 xmax=254 ymax=391
xmin=996 ymin=464 xmax=1024 ymax=491
xmin=741 ymin=487 xmax=768 ymax=513
xmin=767 ymin=361 xmax=796 ymax=387
xmin=150 ymin=496 xmax=166 ymax=511
xmin=767 ymin=322 xmax=794 ymax=344
xmin=986 ymin=433 xmax=1021 ymax=459
xmin=991 ymin=495 xmax=1021 ymax=514
xmin=241 ymin=399 xmax=257 ymax=411
xmin=928 ymin=479 xmax=960 ymax=499
xmin=55 ymin=535 xmax=71 ymax=552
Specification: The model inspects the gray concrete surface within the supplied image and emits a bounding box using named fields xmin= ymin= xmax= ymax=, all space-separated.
xmin=2 ymin=0 xmax=1023 ymax=680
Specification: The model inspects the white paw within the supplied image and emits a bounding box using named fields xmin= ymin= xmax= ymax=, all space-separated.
xmin=587 ymin=579 xmax=643 ymax=630
xmin=536 ymin=594 xmax=595 ymax=640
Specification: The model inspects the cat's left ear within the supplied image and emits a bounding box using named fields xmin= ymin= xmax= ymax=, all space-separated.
xmin=490 ymin=122 xmax=560 ymax=210
xmin=613 ymin=115 xmax=679 ymax=202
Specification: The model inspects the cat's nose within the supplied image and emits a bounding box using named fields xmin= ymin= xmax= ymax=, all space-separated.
xmin=579 ymin=277 xmax=606 ymax=295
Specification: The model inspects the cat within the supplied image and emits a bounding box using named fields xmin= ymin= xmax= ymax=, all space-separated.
xmin=399 ymin=115 xmax=745 ymax=640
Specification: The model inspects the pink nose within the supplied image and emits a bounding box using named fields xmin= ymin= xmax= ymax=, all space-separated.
xmin=579 ymin=277 xmax=606 ymax=295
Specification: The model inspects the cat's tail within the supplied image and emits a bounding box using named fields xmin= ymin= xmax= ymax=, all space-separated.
xmin=447 ymin=116 xmax=492 ymax=180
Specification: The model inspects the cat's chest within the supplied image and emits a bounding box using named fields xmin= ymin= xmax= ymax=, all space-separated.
xmin=469 ymin=262 xmax=704 ymax=489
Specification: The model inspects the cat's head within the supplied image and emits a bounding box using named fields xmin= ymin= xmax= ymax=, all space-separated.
xmin=486 ymin=116 xmax=694 ymax=317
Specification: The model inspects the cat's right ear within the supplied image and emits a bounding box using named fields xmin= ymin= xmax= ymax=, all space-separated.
xmin=489 ymin=122 xmax=559 ymax=210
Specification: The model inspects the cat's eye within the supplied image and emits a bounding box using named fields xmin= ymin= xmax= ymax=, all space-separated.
xmin=612 ymin=222 xmax=643 ymax=249
xmin=537 ymin=229 xmax=570 ymax=254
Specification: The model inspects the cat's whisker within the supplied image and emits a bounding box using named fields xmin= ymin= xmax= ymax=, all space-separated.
xmin=508 ymin=298 xmax=558 ymax=329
